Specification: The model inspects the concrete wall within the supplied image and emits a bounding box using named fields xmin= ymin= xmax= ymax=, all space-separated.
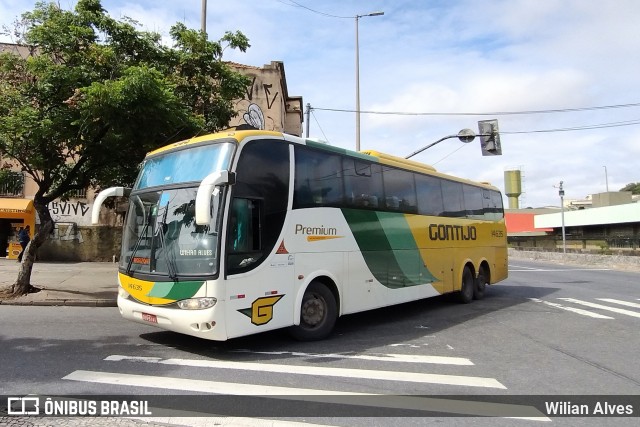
xmin=592 ymin=191 xmax=632 ymax=208
xmin=509 ymin=248 xmax=640 ymax=271
xmin=38 ymin=225 xmax=122 ymax=262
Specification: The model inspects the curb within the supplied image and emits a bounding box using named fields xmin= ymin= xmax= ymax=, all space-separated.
xmin=0 ymin=299 xmax=117 ymax=307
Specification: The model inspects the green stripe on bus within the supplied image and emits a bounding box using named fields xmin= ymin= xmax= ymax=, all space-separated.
xmin=376 ymin=212 xmax=438 ymax=285
xmin=146 ymin=281 xmax=204 ymax=300
xmin=342 ymin=209 xmax=436 ymax=289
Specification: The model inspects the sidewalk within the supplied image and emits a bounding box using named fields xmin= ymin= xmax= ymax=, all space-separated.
xmin=0 ymin=258 xmax=118 ymax=307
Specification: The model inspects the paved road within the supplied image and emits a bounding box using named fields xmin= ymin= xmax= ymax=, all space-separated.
xmin=1 ymin=259 xmax=639 ymax=426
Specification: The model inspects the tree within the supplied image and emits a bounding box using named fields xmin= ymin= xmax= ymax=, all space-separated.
xmin=0 ymin=0 xmax=251 ymax=297
xmin=620 ymin=183 xmax=640 ymax=194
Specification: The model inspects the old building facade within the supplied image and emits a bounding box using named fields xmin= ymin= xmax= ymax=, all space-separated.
xmin=0 ymin=42 xmax=303 ymax=260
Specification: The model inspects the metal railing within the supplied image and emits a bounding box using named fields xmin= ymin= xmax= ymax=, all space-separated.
xmin=0 ymin=172 xmax=24 ymax=197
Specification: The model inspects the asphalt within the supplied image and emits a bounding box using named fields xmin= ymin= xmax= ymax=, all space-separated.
xmin=1 ymin=251 xmax=638 ymax=308
xmin=0 ymin=258 xmax=118 ymax=307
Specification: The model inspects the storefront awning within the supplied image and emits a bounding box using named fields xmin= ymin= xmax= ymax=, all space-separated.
xmin=0 ymin=198 xmax=34 ymax=217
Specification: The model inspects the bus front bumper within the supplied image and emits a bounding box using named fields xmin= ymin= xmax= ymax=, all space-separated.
xmin=117 ymin=296 xmax=227 ymax=341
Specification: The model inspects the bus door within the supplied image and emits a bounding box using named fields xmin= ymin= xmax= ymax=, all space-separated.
xmin=222 ymin=139 xmax=293 ymax=338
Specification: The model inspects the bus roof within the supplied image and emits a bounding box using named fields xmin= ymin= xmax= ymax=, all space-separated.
xmin=145 ymin=129 xmax=282 ymax=157
xmin=145 ymin=129 xmax=498 ymax=191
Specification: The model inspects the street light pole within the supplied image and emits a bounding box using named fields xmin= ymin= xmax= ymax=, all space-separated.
xmin=559 ymin=181 xmax=566 ymax=254
xmin=355 ymin=11 xmax=384 ymax=152
xmin=603 ymin=166 xmax=609 ymax=192
xmin=405 ymin=129 xmax=477 ymax=159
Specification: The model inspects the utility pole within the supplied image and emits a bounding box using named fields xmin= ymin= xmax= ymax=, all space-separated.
xmin=305 ymin=103 xmax=311 ymax=138
xmin=201 ymin=0 xmax=207 ymax=35
xmin=355 ymin=11 xmax=384 ymax=151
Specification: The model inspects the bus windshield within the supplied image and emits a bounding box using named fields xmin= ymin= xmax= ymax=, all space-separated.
xmin=134 ymin=142 xmax=234 ymax=190
xmin=120 ymin=141 xmax=234 ymax=277
xmin=120 ymin=187 xmax=224 ymax=277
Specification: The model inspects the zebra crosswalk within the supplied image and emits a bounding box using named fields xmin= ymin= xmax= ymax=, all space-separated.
xmin=61 ymin=350 xmax=550 ymax=421
xmin=530 ymin=297 xmax=640 ymax=320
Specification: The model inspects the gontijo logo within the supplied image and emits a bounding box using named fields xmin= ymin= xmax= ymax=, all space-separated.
xmin=295 ymin=223 xmax=343 ymax=242
xmin=238 ymin=295 xmax=284 ymax=325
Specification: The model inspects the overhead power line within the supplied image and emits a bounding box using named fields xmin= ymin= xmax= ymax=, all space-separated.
xmin=312 ymin=102 xmax=640 ymax=116
xmin=502 ymin=118 xmax=640 ymax=134
xmin=277 ymin=0 xmax=350 ymax=18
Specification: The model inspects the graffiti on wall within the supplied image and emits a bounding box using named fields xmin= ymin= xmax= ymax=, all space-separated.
xmin=232 ymin=75 xmax=279 ymax=131
xmin=243 ymin=104 xmax=265 ymax=129
xmin=51 ymin=222 xmax=83 ymax=243
xmin=245 ymin=76 xmax=280 ymax=108
xmin=49 ymin=201 xmax=92 ymax=226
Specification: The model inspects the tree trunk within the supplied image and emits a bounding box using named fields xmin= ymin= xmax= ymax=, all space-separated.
xmin=3 ymin=201 xmax=54 ymax=297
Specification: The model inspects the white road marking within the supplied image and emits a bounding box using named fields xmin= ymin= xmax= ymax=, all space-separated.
xmin=529 ymin=298 xmax=614 ymax=319
xmin=596 ymin=298 xmax=640 ymax=309
xmin=231 ymin=349 xmax=473 ymax=365
xmin=104 ymin=355 xmax=503 ymax=388
xmin=558 ymin=298 xmax=640 ymax=318
xmin=511 ymin=268 xmax=610 ymax=272
xmin=63 ymin=370 xmax=547 ymax=420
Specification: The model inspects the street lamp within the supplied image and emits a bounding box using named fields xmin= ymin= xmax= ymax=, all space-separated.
xmin=355 ymin=11 xmax=384 ymax=152
xmin=405 ymin=129 xmax=476 ymax=159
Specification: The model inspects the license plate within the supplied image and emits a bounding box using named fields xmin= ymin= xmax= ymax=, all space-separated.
xmin=141 ymin=313 xmax=157 ymax=323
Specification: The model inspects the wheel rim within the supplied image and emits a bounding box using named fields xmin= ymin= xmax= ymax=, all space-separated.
xmin=301 ymin=294 xmax=326 ymax=327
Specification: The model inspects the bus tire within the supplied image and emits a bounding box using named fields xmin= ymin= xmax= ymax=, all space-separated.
xmin=458 ymin=266 xmax=474 ymax=304
xmin=289 ymin=281 xmax=337 ymax=341
xmin=474 ymin=266 xmax=488 ymax=300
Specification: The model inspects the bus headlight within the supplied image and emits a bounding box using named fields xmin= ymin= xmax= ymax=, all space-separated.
xmin=118 ymin=286 xmax=131 ymax=300
xmin=177 ymin=297 xmax=217 ymax=310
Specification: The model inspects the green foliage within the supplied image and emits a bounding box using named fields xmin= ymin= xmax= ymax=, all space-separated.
xmin=620 ymin=183 xmax=640 ymax=194
xmin=0 ymin=0 xmax=251 ymax=204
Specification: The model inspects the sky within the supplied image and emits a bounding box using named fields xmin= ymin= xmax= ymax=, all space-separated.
xmin=1 ymin=0 xmax=639 ymax=208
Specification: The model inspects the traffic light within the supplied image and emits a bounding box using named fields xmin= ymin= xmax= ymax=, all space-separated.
xmin=478 ymin=119 xmax=502 ymax=156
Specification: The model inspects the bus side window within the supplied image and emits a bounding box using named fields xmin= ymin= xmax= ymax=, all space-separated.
xmin=343 ymin=160 xmax=383 ymax=209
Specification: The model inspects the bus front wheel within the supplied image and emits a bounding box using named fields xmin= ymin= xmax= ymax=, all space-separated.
xmin=458 ymin=266 xmax=474 ymax=304
xmin=289 ymin=281 xmax=337 ymax=341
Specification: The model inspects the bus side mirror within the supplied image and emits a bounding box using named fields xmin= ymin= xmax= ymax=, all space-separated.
xmin=195 ymin=170 xmax=233 ymax=225
xmin=91 ymin=187 xmax=131 ymax=224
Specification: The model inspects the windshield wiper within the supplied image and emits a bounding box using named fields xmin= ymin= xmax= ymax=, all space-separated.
xmin=126 ymin=197 xmax=150 ymax=276
xmin=156 ymin=204 xmax=178 ymax=281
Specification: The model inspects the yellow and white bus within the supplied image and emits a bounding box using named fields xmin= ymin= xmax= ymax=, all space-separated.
xmin=92 ymin=129 xmax=507 ymax=341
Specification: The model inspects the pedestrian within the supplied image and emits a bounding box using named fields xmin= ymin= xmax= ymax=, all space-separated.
xmin=17 ymin=225 xmax=30 ymax=262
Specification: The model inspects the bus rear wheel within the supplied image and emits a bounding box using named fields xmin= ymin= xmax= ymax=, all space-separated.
xmin=289 ymin=281 xmax=337 ymax=341
xmin=458 ymin=266 xmax=474 ymax=304
xmin=474 ymin=265 xmax=488 ymax=300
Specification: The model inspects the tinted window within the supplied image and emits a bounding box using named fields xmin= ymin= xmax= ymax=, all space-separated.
xmin=490 ymin=190 xmax=505 ymax=220
xmin=383 ymin=167 xmax=417 ymax=213
xmin=416 ymin=174 xmax=444 ymax=216
xmin=294 ymin=148 xmax=344 ymax=207
xmin=227 ymin=139 xmax=289 ymax=274
xmin=343 ymin=160 xmax=384 ymax=209
xmin=441 ymin=180 xmax=464 ymax=217
xmin=463 ymin=185 xmax=484 ymax=219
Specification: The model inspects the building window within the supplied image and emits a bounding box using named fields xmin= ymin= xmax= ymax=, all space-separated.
xmin=66 ymin=187 xmax=87 ymax=199
xmin=0 ymin=171 xmax=24 ymax=197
